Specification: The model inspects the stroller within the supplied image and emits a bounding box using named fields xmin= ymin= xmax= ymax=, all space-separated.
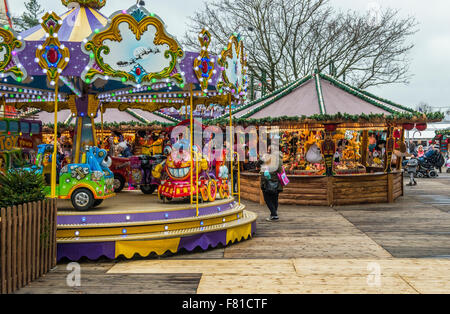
xmin=416 ymin=149 xmax=444 ymax=178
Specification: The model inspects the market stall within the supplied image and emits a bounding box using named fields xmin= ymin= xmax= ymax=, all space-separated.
xmin=214 ymin=72 xmax=443 ymax=206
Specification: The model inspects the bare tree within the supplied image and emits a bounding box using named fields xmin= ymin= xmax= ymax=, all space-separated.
xmin=183 ymin=0 xmax=418 ymax=92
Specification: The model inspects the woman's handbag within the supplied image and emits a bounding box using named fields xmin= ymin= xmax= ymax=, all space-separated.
xmin=277 ymin=167 xmax=290 ymax=187
xmin=265 ymin=179 xmax=279 ymax=194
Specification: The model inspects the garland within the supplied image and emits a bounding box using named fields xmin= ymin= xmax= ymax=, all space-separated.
xmin=43 ymin=120 xmax=176 ymax=132
xmin=124 ymin=108 xmax=180 ymax=124
xmin=436 ymin=128 xmax=450 ymax=136
xmin=125 ymin=109 xmax=150 ymax=124
xmin=150 ymin=110 xmax=181 ymax=123
xmin=208 ymin=111 xmax=444 ymax=127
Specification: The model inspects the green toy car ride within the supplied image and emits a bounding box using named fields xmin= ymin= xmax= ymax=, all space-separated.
xmin=32 ymin=144 xmax=115 ymax=211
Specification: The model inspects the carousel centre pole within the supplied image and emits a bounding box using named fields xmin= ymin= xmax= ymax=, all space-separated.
xmin=229 ymin=93 xmax=234 ymax=198
xmin=35 ymin=12 xmax=70 ymax=198
xmin=51 ymin=81 xmax=59 ymax=198
xmin=190 ymin=83 xmax=194 ymax=205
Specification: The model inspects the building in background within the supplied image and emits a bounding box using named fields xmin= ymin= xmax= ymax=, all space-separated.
xmin=406 ymin=107 xmax=450 ymax=147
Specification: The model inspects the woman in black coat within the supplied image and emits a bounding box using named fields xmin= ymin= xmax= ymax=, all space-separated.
xmin=259 ymin=151 xmax=283 ymax=221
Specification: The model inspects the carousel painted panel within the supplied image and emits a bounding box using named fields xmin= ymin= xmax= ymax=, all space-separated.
xmin=82 ymin=4 xmax=184 ymax=87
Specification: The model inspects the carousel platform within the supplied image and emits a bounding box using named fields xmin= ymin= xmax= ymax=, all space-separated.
xmin=56 ymin=192 xmax=257 ymax=261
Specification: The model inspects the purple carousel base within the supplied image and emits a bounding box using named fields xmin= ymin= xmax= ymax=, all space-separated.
xmin=57 ymin=221 xmax=256 ymax=262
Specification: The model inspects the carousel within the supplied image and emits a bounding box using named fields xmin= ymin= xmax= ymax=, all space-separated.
xmin=213 ymin=71 xmax=443 ymax=206
xmin=1 ymin=0 xmax=256 ymax=261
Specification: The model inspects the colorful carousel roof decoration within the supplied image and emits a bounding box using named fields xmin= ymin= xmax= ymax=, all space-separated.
xmin=217 ymin=33 xmax=248 ymax=103
xmin=21 ymin=1 xmax=108 ymax=42
xmin=3 ymin=83 xmax=68 ymax=112
xmin=35 ymin=12 xmax=70 ymax=85
xmin=82 ymin=5 xmax=184 ymax=87
xmin=0 ymin=25 xmax=26 ymax=82
xmin=193 ymin=28 xmax=215 ymax=93
xmin=3 ymin=0 xmax=251 ymax=119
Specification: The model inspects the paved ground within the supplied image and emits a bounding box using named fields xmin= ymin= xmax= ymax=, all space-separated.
xmin=15 ymin=173 xmax=450 ymax=294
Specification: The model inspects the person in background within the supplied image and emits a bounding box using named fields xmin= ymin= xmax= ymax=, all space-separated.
xmin=258 ymin=145 xmax=283 ymax=222
xmin=408 ymin=140 xmax=416 ymax=155
xmin=406 ymin=156 xmax=418 ymax=186
xmin=149 ymin=133 xmax=164 ymax=155
xmin=434 ymin=144 xmax=443 ymax=173
xmin=377 ymin=140 xmax=386 ymax=158
xmin=417 ymin=145 xmax=425 ymax=158
xmin=368 ymin=133 xmax=377 ymax=153
xmin=117 ymin=141 xmax=133 ymax=157
xmin=113 ymin=131 xmax=124 ymax=143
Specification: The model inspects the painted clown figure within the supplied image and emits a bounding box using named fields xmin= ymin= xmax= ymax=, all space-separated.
xmin=154 ymin=139 xmax=229 ymax=203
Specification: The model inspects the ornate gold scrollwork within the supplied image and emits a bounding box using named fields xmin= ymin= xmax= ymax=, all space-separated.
xmin=83 ymin=6 xmax=184 ymax=86
xmin=217 ymin=34 xmax=247 ymax=98
xmin=13 ymin=100 xmax=70 ymax=112
xmin=0 ymin=26 xmax=26 ymax=81
xmin=35 ymin=12 xmax=70 ymax=84
xmin=193 ymin=29 xmax=215 ymax=92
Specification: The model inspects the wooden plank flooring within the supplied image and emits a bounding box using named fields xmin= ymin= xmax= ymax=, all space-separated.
xmin=336 ymin=175 xmax=450 ymax=258
xmin=15 ymin=261 xmax=201 ymax=294
xmin=13 ymin=173 xmax=450 ymax=294
xmin=106 ymin=258 xmax=450 ymax=294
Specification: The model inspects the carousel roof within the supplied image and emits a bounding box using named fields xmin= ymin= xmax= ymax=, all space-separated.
xmin=224 ymin=72 xmax=415 ymax=121
xmin=20 ymin=4 xmax=108 ymax=42
xmin=1 ymin=2 xmax=246 ymax=117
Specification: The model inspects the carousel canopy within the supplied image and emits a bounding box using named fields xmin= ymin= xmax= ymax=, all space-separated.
xmin=20 ymin=2 xmax=108 ymax=42
xmin=1 ymin=1 xmax=247 ymax=119
xmin=225 ymin=72 xmax=415 ymax=121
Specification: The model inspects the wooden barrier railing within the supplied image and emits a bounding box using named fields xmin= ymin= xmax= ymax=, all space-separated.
xmin=241 ymin=171 xmax=404 ymax=206
xmin=0 ymin=199 xmax=57 ymax=294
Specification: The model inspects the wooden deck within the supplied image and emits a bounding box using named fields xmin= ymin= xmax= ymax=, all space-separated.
xmin=14 ymin=174 xmax=450 ymax=294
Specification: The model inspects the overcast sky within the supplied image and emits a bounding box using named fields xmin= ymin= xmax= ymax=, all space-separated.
xmin=7 ymin=0 xmax=450 ymax=111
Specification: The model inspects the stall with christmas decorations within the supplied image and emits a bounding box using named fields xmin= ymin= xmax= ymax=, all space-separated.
xmin=213 ymin=72 xmax=443 ymax=206
xmin=1 ymin=0 xmax=256 ymax=261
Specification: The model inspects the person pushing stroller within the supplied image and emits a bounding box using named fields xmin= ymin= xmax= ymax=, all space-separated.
xmin=406 ymin=157 xmax=419 ymax=186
